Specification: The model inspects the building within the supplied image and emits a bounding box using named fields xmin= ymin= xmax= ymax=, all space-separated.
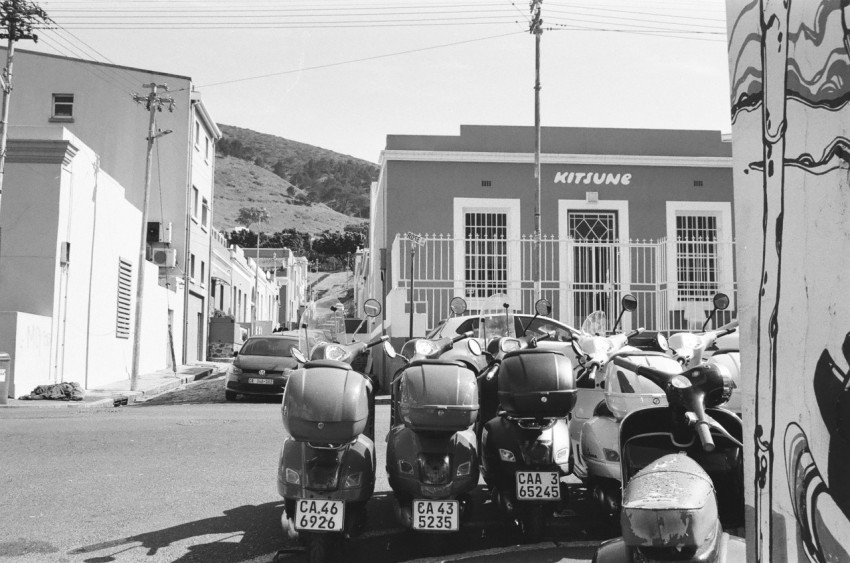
xmin=4 ymin=48 xmax=221 ymax=365
xmin=367 ymin=125 xmax=735 ymax=336
xmin=241 ymin=247 xmax=308 ymax=331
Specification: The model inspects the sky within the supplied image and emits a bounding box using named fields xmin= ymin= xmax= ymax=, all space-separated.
xmin=31 ymin=0 xmax=732 ymax=164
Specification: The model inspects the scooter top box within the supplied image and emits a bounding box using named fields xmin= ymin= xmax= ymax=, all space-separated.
xmin=282 ymin=362 xmax=369 ymax=444
xmin=604 ymin=351 xmax=675 ymax=420
xmin=497 ymin=348 xmax=576 ymax=418
xmin=398 ymin=360 xmax=478 ymax=432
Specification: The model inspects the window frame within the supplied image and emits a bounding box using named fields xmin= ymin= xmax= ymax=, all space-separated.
xmin=50 ymin=93 xmax=74 ymax=121
xmin=665 ymin=201 xmax=734 ymax=310
xmin=452 ymin=197 xmax=521 ymax=310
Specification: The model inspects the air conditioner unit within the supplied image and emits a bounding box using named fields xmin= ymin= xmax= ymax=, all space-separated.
xmin=151 ymin=248 xmax=177 ymax=268
xmin=147 ymin=221 xmax=172 ymax=244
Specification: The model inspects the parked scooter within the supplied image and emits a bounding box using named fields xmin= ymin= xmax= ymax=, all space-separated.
xmin=384 ymin=297 xmax=482 ymax=538
xmin=479 ymin=298 xmax=577 ymax=542
xmin=570 ymin=296 xmax=677 ymax=524
xmin=592 ymin=352 xmax=745 ymax=562
xmin=277 ymin=296 xmax=390 ymax=562
xmin=668 ymin=293 xmax=741 ymax=416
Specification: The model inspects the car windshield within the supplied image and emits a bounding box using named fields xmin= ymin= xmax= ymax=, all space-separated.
xmin=240 ymin=337 xmax=296 ymax=357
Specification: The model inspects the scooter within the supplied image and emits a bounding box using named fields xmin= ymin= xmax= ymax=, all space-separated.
xmin=478 ymin=298 xmax=577 ymax=542
xmin=668 ymin=293 xmax=741 ymax=417
xmin=592 ymin=353 xmax=745 ymax=562
xmin=277 ymin=296 xmax=390 ymax=562
xmin=570 ymin=296 xmax=678 ymax=525
xmin=384 ymin=297 xmax=482 ymax=538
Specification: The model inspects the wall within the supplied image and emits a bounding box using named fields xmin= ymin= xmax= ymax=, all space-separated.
xmin=726 ymin=2 xmax=850 ymax=562
xmin=0 ymin=312 xmax=51 ymax=397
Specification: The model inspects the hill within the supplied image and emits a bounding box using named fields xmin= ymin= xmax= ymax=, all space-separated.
xmin=214 ymin=155 xmax=366 ymax=235
xmin=213 ymin=124 xmax=378 ymax=233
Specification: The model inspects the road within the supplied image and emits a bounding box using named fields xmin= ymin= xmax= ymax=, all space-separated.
xmin=0 ymin=377 xmax=605 ymax=563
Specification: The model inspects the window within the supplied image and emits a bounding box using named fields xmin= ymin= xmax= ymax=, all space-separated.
xmin=205 ymin=136 xmax=210 ymax=161
xmin=194 ymin=121 xmax=200 ymax=148
xmin=200 ymin=260 xmax=205 ymax=286
xmin=116 ymin=258 xmax=133 ymax=339
xmin=201 ymin=197 xmax=209 ymax=228
xmin=665 ymin=201 xmax=734 ymax=307
xmin=51 ymin=94 xmax=74 ymax=120
xmin=453 ymin=198 xmax=521 ymax=307
xmin=190 ymin=253 xmax=196 ymax=280
xmin=192 ymin=186 xmax=199 ymax=218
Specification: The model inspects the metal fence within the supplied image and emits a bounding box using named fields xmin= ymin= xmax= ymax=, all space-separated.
xmin=391 ymin=233 xmax=737 ymax=333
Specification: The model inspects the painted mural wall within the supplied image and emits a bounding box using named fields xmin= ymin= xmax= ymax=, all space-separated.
xmin=726 ymin=1 xmax=850 ymax=561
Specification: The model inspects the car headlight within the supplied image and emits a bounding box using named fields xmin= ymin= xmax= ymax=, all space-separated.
xmin=231 ymin=365 xmax=243 ymax=376
xmin=414 ymin=339 xmax=440 ymax=356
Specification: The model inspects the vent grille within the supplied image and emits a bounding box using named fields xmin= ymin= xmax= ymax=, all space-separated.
xmin=481 ymin=180 xmax=492 ymax=187
xmin=116 ymin=258 xmax=133 ymax=339
xmin=694 ymin=180 xmax=704 ymax=187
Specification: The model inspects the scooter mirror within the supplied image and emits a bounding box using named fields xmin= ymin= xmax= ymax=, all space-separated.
xmin=450 ymin=296 xmax=468 ymax=316
xmin=712 ymin=292 xmax=730 ymax=311
xmin=291 ymin=347 xmax=307 ymax=364
xmin=621 ymin=294 xmax=638 ymax=312
xmin=364 ymin=298 xmax=382 ymax=318
xmin=382 ymin=340 xmax=397 ymax=359
xmin=534 ymin=298 xmax=552 ymax=317
xmin=467 ymin=338 xmax=483 ymax=356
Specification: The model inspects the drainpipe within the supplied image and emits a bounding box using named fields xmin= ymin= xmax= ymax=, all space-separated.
xmin=182 ymin=98 xmax=196 ymax=364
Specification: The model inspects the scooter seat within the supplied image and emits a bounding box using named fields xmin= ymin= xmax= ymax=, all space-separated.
xmin=621 ymin=454 xmax=719 ymax=549
xmin=304 ymin=359 xmax=353 ymax=370
xmin=407 ymin=358 xmax=466 ymax=369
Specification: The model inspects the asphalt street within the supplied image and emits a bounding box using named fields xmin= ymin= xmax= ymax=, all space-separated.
xmin=0 ymin=377 xmax=605 ymax=563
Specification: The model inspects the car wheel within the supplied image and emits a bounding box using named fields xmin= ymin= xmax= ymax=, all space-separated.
xmin=225 ymin=390 xmax=237 ymax=401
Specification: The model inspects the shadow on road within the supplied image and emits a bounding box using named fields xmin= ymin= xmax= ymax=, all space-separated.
xmin=68 ymin=501 xmax=286 ymax=563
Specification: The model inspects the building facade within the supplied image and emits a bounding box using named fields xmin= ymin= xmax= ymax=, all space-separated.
xmin=5 ymin=48 xmax=221 ymax=365
xmin=368 ymin=125 xmax=735 ymax=335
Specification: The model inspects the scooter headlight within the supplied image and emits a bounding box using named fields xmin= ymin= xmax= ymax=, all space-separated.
xmin=499 ymin=449 xmax=516 ymax=462
xmin=324 ymin=344 xmax=348 ymax=362
xmin=343 ymin=472 xmax=363 ymax=489
xmin=456 ymin=461 xmax=472 ymax=477
xmin=554 ymin=447 xmax=569 ymax=464
xmin=414 ymin=339 xmax=440 ymax=356
xmin=285 ymin=468 xmax=301 ymax=485
xmin=418 ymin=453 xmax=451 ymax=485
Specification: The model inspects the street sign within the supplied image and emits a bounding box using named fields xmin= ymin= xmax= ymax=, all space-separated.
xmin=404 ymin=232 xmax=425 ymax=246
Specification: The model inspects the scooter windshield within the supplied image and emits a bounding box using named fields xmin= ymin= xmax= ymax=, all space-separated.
xmin=582 ymin=310 xmax=608 ymax=337
xmin=479 ymin=292 xmax=513 ymax=339
xmin=297 ymin=295 xmax=348 ymax=357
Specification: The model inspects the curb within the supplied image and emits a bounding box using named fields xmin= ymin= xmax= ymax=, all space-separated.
xmin=403 ymin=540 xmax=601 ymax=563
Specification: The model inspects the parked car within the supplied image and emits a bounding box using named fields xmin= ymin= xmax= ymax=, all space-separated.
xmin=426 ymin=312 xmax=582 ymax=372
xmin=225 ymin=334 xmax=300 ymax=401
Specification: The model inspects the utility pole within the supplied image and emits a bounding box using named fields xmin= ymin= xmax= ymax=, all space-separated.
xmin=530 ymin=0 xmax=543 ymax=298
xmin=0 ymin=0 xmax=49 ymax=250
xmin=130 ymin=83 xmax=174 ymax=391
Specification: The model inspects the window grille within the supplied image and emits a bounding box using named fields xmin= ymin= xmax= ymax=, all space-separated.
xmin=464 ymin=212 xmax=508 ymax=298
xmin=676 ymin=214 xmax=719 ymax=300
xmin=116 ymin=258 xmax=133 ymax=339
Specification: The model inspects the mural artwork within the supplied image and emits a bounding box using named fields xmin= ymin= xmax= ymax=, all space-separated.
xmin=726 ymin=0 xmax=850 ymax=561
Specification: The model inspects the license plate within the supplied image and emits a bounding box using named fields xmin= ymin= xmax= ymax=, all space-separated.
xmin=248 ymin=378 xmax=273 ymax=384
xmin=294 ymin=499 xmax=344 ymax=532
xmin=412 ymin=500 xmax=459 ymax=531
xmin=516 ymin=471 xmax=561 ymax=500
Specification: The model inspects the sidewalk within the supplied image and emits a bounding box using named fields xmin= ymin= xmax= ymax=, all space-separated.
xmin=0 ymin=360 xmax=232 ymax=409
